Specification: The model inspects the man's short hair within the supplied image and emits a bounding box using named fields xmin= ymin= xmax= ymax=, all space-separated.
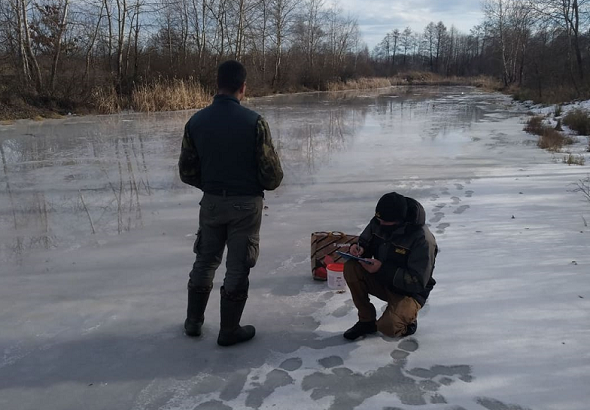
xmin=217 ymin=60 xmax=247 ymax=93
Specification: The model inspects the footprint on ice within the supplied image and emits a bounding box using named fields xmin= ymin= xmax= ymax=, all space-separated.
xmin=429 ymin=212 xmax=444 ymax=223
xmin=432 ymin=203 xmax=446 ymax=213
xmin=245 ymin=369 xmax=294 ymax=409
xmin=332 ymin=299 xmax=354 ymax=318
xmin=302 ymin=336 xmax=473 ymax=408
xmin=319 ymin=356 xmax=344 ymax=368
xmin=398 ymin=338 xmax=419 ymax=352
xmin=476 ymin=397 xmax=532 ymax=410
xmin=279 ymin=358 xmax=303 ymax=371
xmin=453 ymin=205 xmax=470 ymax=214
xmin=455 ymin=183 xmax=464 ymax=190
xmin=465 ymin=190 xmax=474 ymax=197
xmin=436 ymin=223 xmax=450 ymax=234
xmin=194 ymin=400 xmax=232 ymax=410
xmin=451 ymin=196 xmax=461 ymax=205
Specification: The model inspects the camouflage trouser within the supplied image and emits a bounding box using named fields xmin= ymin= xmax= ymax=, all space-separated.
xmin=343 ymin=260 xmax=421 ymax=337
xmin=188 ymin=193 xmax=263 ymax=298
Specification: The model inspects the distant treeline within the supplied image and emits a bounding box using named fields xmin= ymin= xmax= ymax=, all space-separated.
xmin=0 ymin=0 xmax=589 ymax=117
xmin=373 ymin=0 xmax=590 ymax=103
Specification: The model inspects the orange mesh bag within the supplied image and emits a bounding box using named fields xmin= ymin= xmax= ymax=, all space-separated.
xmin=310 ymin=231 xmax=358 ymax=281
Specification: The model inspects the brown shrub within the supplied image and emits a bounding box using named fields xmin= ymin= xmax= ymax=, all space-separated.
xmin=538 ymin=128 xmax=574 ymax=151
xmin=563 ymin=108 xmax=590 ymax=136
xmin=524 ymin=116 xmax=545 ymax=135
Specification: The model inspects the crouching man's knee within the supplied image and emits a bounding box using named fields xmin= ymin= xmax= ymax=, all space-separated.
xmin=343 ymin=260 xmax=364 ymax=283
xmin=376 ymin=297 xmax=420 ymax=337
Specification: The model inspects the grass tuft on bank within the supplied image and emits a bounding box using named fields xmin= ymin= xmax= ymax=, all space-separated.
xmin=563 ymin=108 xmax=590 ymax=136
xmin=525 ymin=115 xmax=575 ymax=152
xmin=326 ymin=77 xmax=392 ymax=91
xmin=89 ymin=79 xmax=211 ymax=114
xmin=562 ymin=153 xmax=586 ymax=165
xmin=132 ymin=79 xmax=210 ymax=112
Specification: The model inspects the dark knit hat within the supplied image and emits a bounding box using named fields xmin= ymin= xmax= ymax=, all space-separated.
xmin=375 ymin=192 xmax=407 ymax=222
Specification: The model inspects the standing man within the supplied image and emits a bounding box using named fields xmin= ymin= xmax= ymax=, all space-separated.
xmin=178 ymin=60 xmax=283 ymax=346
xmin=343 ymin=192 xmax=437 ymax=340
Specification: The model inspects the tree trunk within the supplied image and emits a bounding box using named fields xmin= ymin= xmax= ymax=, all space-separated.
xmin=14 ymin=0 xmax=31 ymax=85
xmin=115 ymin=0 xmax=127 ymax=91
xmin=50 ymin=0 xmax=69 ymax=93
xmin=20 ymin=0 xmax=42 ymax=92
xmin=84 ymin=4 xmax=105 ymax=84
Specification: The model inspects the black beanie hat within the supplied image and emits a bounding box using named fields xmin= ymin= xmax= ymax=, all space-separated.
xmin=375 ymin=192 xmax=407 ymax=222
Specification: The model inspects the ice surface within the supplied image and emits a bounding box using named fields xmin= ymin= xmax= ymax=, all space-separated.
xmin=0 ymin=87 xmax=589 ymax=410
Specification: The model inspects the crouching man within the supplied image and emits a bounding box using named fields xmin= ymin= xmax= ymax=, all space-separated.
xmin=343 ymin=192 xmax=437 ymax=340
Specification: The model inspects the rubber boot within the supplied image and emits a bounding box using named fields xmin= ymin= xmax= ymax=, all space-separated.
xmin=217 ymin=296 xmax=255 ymax=347
xmin=403 ymin=321 xmax=417 ymax=337
xmin=343 ymin=320 xmax=377 ymax=340
xmin=184 ymin=287 xmax=210 ymax=337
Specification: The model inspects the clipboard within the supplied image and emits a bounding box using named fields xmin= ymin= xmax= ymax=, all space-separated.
xmin=335 ymin=251 xmax=374 ymax=265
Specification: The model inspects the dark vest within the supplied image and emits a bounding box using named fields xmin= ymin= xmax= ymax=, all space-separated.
xmin=187 ymin=94 xmax=263 ymax=196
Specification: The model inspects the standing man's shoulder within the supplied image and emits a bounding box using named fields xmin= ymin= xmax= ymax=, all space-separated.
xmin=187 ymin=103 xmax=214 ymax=125
xmin=237 ymin=103 xmax=263 ymax=125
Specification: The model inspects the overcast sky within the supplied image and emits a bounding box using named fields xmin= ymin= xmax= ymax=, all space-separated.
xmin=336 ymin=0 xmax=485 ymax=49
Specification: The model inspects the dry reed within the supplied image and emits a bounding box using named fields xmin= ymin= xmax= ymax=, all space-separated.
xmin=91 ymin=86 xmax=122 ymax=114
xmin=131 ymin=79 xmax=210 ymax=112
xmin=326 ymin=77 xmax=392 ymax=91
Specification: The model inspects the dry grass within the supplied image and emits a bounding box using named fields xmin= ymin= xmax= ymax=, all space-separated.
xmin=563 ymin=153 xmax=586 ymax=165
xmin=538 ymin=128 xmax=574 ymax=151
xmin=524 ymin=116 xmax=545 ymax=135
xmin=390 ymin=72 xmax=502 ymax=90
xmin=466 ymin=75 xmax=504 ymax=90
xmin=132 ymin=79 xmax=210 ymax=112
xmin=325 ymin=77 xmax=392 ymax=91
xmin=563 ymin=108 xmax=590 ymax=136
xmin=91 ymin=86 xmax=122 ymax=114
xmin=391 ymin=71 xmax=437 ymax=85
xmin=512 ymin=86 xmax=581 ymax=104
xmin=325 ymin=73 xmax=500 ymax=92
xmin=525 ymin=115 xmax=574 ymax=151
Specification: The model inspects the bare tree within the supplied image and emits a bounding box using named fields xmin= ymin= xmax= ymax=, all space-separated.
xmin=19 ymin=0 xmax=43 ymax=91
xmin=484 ymin=0 xmax=534 ymax=86
xmin=300 ymin=0 xmax=325 ymax=73
xmin=50 ymin=0 xmax=69 ymax=92
xmin=424 ymin=22 xmax=435 ymax=70
xmin=268 ymin=0 xmax=297 ymax=87
xmin=400 ymin=27 xmax=412 ymax=67
xmin=533 ymin=0 xmax=586 ymax=82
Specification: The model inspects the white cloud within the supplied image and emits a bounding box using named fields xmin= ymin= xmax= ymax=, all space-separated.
xmin=335 ymin=0 xmax=485 ymax=48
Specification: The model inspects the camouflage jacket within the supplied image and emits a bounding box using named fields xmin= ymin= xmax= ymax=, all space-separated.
xmin=178 ymin=112 xmax=283 ymax=192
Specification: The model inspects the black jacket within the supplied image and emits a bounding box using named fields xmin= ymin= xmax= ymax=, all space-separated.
xmin=358 ymin=197 xmax=438 ymax=306
xmin=179 ymin=94 xmax=283 ymax=196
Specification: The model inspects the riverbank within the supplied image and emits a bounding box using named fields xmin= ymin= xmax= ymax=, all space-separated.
xmin=0 ymin=73 xmax=502 ymax=122
xmin=2 ymin=73 xmax=589 ymax=127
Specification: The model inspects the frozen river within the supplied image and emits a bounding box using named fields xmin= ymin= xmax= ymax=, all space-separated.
xmin=0 ymin=87 xmax=524 ymax=263
xmin=1 ymin=87 xmax=589 ymax=410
